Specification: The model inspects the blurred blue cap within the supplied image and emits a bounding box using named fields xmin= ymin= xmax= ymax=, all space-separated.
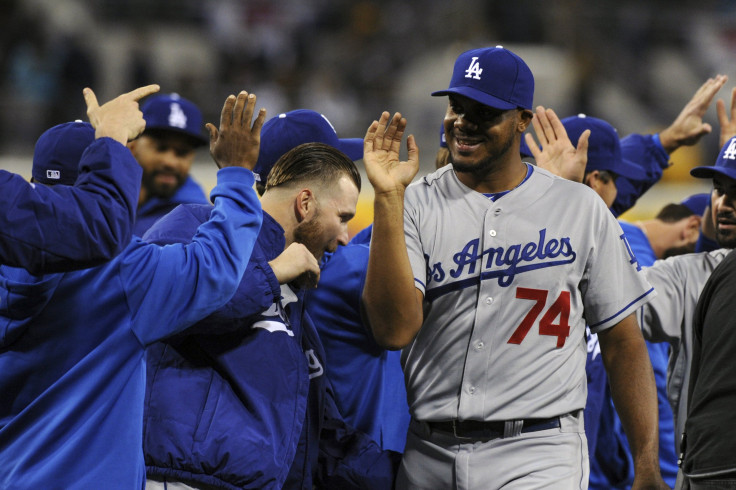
xmin=32 ymin=121 xmax=95 ymax=185
xmin=432 ymin=46 xmax=534 ymax=110
xmin=253 ymin=109 xmax=363 ymax=183
xmin=140 ymin=93 xmax=207 ymax=146
xmin=680 ymin=193 xmax=710 ymax=216
xmin=691 ymin=136 xmax=736 ymax=181
xmin=562 ymin=114 xmax=647 ymax=181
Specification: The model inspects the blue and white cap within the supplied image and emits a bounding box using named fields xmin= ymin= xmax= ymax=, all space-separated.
xmin=253 ymin=109 xmax=363 ymax=183
xmin=432 ymin=46 xmax=534 ymax=110
xmin=140 ymin=93 xmax=207 ymax=146
xmin=32 ymin=120 xmax=95 ymax=185
xmin=562 ymin=114 xmax=648 ymax=181
xmin=691 ymin=136 xmax=736 ymax=181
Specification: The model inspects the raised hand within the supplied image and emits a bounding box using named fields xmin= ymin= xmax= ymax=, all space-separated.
xmin=84 ymin=84 xmax=160 ymax=145
xmin=717 ymin=86 xmax=736 ymax=149
xmin=269 ymin=242 xmax=321 ymax=288
xmin=363 ymin=111 xmax=419 ymax=195
xmin=206 ymin=91 xmax=266 ymax=170
xmin=659 ymin=74 xmax=728 ymax=152
xmin=527 ymin=106 xmax=589 ymax=183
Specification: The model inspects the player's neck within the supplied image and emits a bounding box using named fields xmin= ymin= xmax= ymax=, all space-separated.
xmin=455 ymin=159 xmax=528 ymax=194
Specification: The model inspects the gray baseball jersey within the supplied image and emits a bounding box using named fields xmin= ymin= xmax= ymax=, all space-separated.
xmin=639 ymin=248 xmax=729 ymax=452
xmin=401 ymin=164 xmax=655 ymax=422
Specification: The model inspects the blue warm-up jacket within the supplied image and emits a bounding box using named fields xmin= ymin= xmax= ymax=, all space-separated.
xmin=0 ymin=137 xmax=141 ymax=274
xmin=0 ymin=167 xmax=261 ymax=490
xmin=142 ymin=205 xmax=399 ymax=490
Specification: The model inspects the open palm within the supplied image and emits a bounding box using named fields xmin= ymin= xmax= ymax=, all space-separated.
xmin=363 ymin=111 xmax=420 ymax=195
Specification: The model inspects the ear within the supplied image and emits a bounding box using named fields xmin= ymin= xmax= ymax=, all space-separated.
xmin=518 ymin=109 xmax=533 ymax=132
xmin=682 ymin=215 xmax=702 ymax=241
xmin=583 ymin=171 xmax=599 ymax=189
xmin=294 ymin=188 xmax=315 ymax=222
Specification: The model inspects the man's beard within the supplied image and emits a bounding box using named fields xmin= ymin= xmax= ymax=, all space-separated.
xmin=715 ymin=211 xmax=736 ymax=249
xmin=291 ymin=215 xmax=327 ymax=289
xmin=450 ymin=127 xmax=516 ymax=175
xmin=141 ymin=170 xmax=184 ymax=199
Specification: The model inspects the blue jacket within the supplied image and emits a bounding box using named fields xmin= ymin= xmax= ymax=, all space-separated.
xmin=0 ymin=167 xmax=261 ymax=490
xmin=134 ymin=175 xmax=209 ymax=236
xmin=143 ymin=206 xmax=399 ymax=490
xmin=0 ymin=137 xmax=141 ymax=274
xmin=306 ymin=225 xmax=411 ymax=453
xmin=611 ymin=133 xmax=670 ymax=217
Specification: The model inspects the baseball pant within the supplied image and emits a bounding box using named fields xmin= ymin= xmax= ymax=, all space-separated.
xmin=396 ymin=411 xmax=588 ymax=490
xmin=146 ymin=479 xmax=202 ymax=490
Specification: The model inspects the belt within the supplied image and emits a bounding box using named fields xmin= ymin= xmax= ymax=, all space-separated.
xmin=427 ymin=416 xmax=561 ymax=440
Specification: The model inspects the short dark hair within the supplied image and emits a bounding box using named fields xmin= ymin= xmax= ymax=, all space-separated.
xmin=656 ymin=203 xmax=696 ymax=223
xmin=265 ymin=142 xmax=361 ymax=192
xmin=584 ymin=169 xmax=617 ymax=184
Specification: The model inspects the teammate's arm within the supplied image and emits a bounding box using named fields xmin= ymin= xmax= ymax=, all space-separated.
xmin=362 ymin=111 xmax=422 ymax=350
xmin=597 ymin=313 xmax=670 ymax=490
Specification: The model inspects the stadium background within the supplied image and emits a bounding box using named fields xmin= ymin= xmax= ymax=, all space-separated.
xmin=1 ymin=0 xmax=731 ymax=236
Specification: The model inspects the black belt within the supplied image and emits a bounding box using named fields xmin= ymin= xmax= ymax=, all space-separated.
xmin=427 ymin=416 xmax=561 ymax=440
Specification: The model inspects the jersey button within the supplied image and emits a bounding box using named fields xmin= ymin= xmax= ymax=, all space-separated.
xmin=468 ymin=386 xmax=476 ymax=394
xmin=485 ymin=297 xmax=493 ymax=305
xmin=494 ymin=208 xmax=502 ymax=216
xmin=489 ymin=229 xmax=497 ymax=237
xmin=475 ymin=341 xmax=484 ymax=350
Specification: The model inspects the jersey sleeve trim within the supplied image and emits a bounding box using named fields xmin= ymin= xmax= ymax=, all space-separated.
xmin=589 ymin=286 xmax=655 ymax=330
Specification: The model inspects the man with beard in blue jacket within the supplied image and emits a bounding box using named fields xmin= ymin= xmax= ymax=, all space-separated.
xmin=0 ymin=85 xmax=156 ymax=274
xmin=0 ymin=90 xmax=265 ymax=490
xmin=142 ymin=139 xmax=399 ymax=489
xmin=130 ymin=93 xmax=211 ymax=236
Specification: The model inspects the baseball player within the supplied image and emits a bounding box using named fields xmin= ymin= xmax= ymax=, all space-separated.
xmin=0 ymin=91 xmax=264 ymax=489
xmin=0 ymin=85 xmax=158 ymax=274
xmin=362 ymin=46 xmax=667 ymax=489
xmin=129 ymin=93 xmax=210 ymax=236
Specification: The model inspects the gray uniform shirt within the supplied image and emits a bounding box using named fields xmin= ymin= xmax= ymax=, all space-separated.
xmin=639 ymin=248 xmax=729 ymax=452
xmin=402 ymin=165 xmax=655 ymax=422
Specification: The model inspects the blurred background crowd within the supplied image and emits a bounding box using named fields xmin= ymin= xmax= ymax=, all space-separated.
xmin=2 ymin=0 xmax=735 ymax=231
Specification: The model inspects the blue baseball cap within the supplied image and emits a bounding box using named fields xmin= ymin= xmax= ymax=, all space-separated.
xmin=431 ymin=46 xmax=534 ymax=110
xmin=681 ymin=192 xmax=710 ymax=216
xmin=562 ymin=114 xmax=648 ymax=181
xmin=691 ymin=136 xmax=736 ymax=181
xmin=32 ymin=121 xmax=95 ymax=185
xmin=140 ymin=93 xmax=207 ymax=146
xmin=253 ymin=109 xmax=364 ymax=183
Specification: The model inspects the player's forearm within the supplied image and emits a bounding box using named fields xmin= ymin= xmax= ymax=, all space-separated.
xmin=363 ymin=190 xmax=422 ymax=350
xmin=599 ymin=316 xmax=662 ymax=483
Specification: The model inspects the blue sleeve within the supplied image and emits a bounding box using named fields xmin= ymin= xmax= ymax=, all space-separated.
xmin=316 ymin=378 xmax=401 ymax=490
xmin=143 ymin=205 xmax=280 ymax=335
xmin=0 ymin=138 xmax=141 ymax=274
xmin=124 ymin=167 xmax=263 ymax=344
xmin=611 ymin=134 xmax=670 ymax=217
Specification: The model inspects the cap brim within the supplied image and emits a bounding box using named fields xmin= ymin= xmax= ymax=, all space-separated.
xmin=144 ymin=125 xmax=208 ymax=146
xmin=337 ymin=138 xmax=364 ymax=161
xmin=690 ymin=165 xmax=736 ymax=180
xmin=616 ymin=158 xmax=649 ymax=181
xmin=431 ymin=86 xmax=518 ymax=110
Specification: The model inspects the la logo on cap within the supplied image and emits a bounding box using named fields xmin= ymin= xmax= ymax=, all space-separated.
xmin=168 ymin=103 xmax=188 ymax=129
xmin=465 ymin=57 xmax=483 ymax=80
xmin=724 ymin=138 xmax=736 ymax=160
xmin=46 ymin=170 xmax=61 ymax=180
